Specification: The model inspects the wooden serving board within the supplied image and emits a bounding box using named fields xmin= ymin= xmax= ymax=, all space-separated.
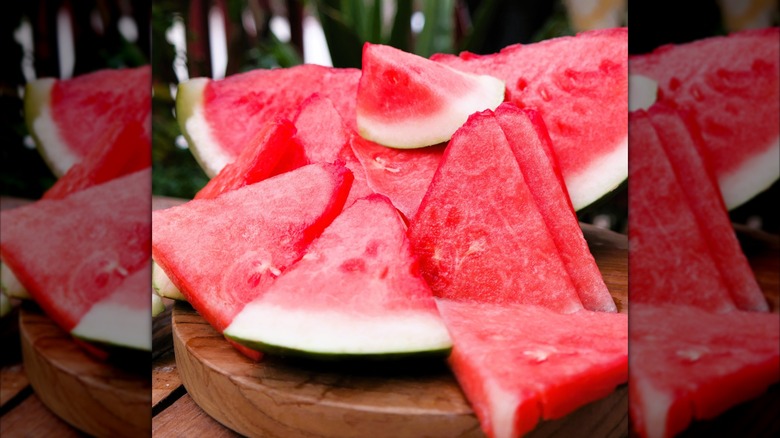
xmin=18 ymin=304 xmax=151 ymax=437
xmin=172 ymin=224 xmax=629 ymax=438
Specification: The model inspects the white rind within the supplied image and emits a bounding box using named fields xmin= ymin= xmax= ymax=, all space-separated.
xmin=177 ymin=78 xmax=229 ymax=178
xmin=225 ymin=301 xmax=452 ymax=355
xmin=1 ymin=261 xmax=31 ymax=300
xmin=27 ymin=78 xmax=78 ymax=177
xmin=720 ymin=137 xmax=780 ymax=210
xmin=0 ymin=292 xmax=11 ymax=318
xmin=566 ymin=135 xmax=628 ymax=210
xmin=71 ymin=300 xmax=151 ymax=351
xmin=152 ymin=261 xmax=186 ymax=301
xmin=628 ymin=74 xmax=658 ymax=112
xmin=152 ymin=292 xmax=165 ymax=317
xmin=358 ymin=72 xmax=506 ymax=149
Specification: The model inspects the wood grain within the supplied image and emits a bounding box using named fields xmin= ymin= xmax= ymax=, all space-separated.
xmin=0 ymin=394 xmax=82 ymax=438
xmin=172 ymin=226 xmax=629 ymax=438
xmin=153 ymin=394 xmax=242 ymax=437
xmin=19 ymin=306 xmax=151 ymax=437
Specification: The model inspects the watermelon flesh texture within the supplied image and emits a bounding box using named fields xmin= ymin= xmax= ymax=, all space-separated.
xmin=409 ymin=110 xmax=583 ymax=313
xmin=152 ymin=164 xmax=352 ymax=335
xmin=628 ymin=112 xmax=737 ymax=312
xmin=629 ymin=28 xmax=780 ymax=209
xmin=0 ymin=170 xmax=151 ymax=347
xmin=494 ymin=104 xmax=615 ymax=312
xmin=629 ymin=304 xmax=779 ymax=438
xmin=225 ymin=194 xmax=451 ymax=357
xmin=357 ymin=43 xmax=505 ymax=148
xmin=177 ymin=65 xmax=360 ymax=177
xmin=432 ymin=28 xmax=628 ymax=211
xmin=25 ymin=66 xmax=151 ymax=177
xmin=438 ymin=300 xmax=628 ymax=438
xmin=646 ymin=105 xmax=767 ymax=311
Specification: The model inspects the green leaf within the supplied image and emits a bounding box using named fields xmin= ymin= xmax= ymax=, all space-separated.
xmin=388 ymin=0 xmax=412 ymax=50
xmin=367 ymin=0 xmax=383 ymax=43
xmin=315 ymin=0 xmax=365 ymax=68
xmin=415 ymin=0 xmax=455 ymax=58
xmin=460 ymin=0 xmax=501 ymax=52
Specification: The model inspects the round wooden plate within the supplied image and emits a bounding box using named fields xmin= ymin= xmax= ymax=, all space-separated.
xmin=19 ymin=305 xmax=151 ymax=437
xmin=173 ymin=225 xmax=629 ymax=438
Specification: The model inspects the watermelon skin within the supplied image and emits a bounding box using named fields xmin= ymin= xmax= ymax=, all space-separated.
xmin=432 ymin=28 xmax=628 ymax=210
xmin=629 ymin=28 xmax=780 ymax=209
xmin=628 ymin=111 xmax=737 ymax=312
xmin=630 ymin=304 xmax=779 ymax=438
xmin=177 ymin=66 xmax=360 ymax=177
xmin=409 ymin=110 xmax=583 ymax=313
xmin=225 ymin=194 xmax=451 ymax=358
xmin=25 ymin=66 xmax=151 ymax=177
xmin=494 ymin=104 xmax=615 ymax=313
xmin=438 ymin=300 xmax=628 ymax=438
xmin=152 ymin=164 xmax=353 ymax=334
xmin=357 ymin=43 xmax=505 ymax=148
xmin=646 ymin=105 xmax=767 ymax=312
xmin=0 ymin=170 xmax=151 ymax=335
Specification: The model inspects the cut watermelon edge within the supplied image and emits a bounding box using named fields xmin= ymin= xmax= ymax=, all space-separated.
xmin=152 ymin=260 xmax=186 ymax=301
xmin=566 ymin=136 xmax=628 ymax=210
xmin=1 ymin=261 xmax=31 ymax=300
xmin=152 ymin=292 xmax=165 ymax=317
xmin=224 ymin=301 xmax=452 ymax=359
xmin=24 ymin=78 xmax=77 ymax=177
xmin=356 ymin=73 xmax=505 ymax=149
xmin=71 ymin=299 xmax=152 ymax=351
xmin=176 ymin=78 xmax=228 ymax=178
xmin=719 ymin=137 xmax=779 ymax=210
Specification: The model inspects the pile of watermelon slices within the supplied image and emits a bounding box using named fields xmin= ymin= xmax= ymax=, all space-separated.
xmin=628 ymin=29 xmax=779 ymax=437
xmin=0 ymin=66 xmax=153 ymax=353
xmin=154 ymin=29 xmax=629 ymax=437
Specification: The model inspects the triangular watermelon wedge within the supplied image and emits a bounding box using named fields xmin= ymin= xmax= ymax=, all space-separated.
xmin=152 ymin=164 xmax=352 ymax=335
xmin=225 ymin=194 xmax=451 ymax=358
xmin=646 ymin=105 xmax=766 ymax=311
xmin=357 ymin=43 xmax=505 ymax=148
xmin=176 ymin=65 xmax=360 ymax=177
xmin=630 ymin=304 xmax=779 ymax=438
xmin=0 ymin=169 xmax=151 ymax=350
xmin=408 ymin=110 xmax=583 ymax=313
xmin=438 ymin=300 xmax=628 ymax=438
xmin=432 ymin=28 xmax=628 ymax=210
xmin=629 ymin=28 xmax=779 ymax=209
xmin=24 ymin=66 xmax=151 ymax=177
xmin=494 ymin=104 xmax=615 ymax=312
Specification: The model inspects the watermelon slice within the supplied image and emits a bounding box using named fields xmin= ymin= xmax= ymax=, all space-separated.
xmin=629 ymin=28 xmax=780 ymax=209
xmin=24 ymin=66 xmax=151 ymax=177
xmin=630 ymin=304 xmax=780 ymax=438
xmin=438 ymin=300 xmax=628 ymax=438
xmin=152 ymin=261 xmax=185 ymax=301
xmin=0 ymin=169 xmax=151 ymax=350
xmin=152 ymin=164 xmax=352 ymax=335
xmin=176 ymin=65 xmax=360 ymax=177
xmin=646 ymin=105 xmax=767 ymax=311
xmin=1 ymin=261 xmax=30 ymax=299
xmin=628 ymin=111 xmax=737 ymax=312
xmin=0 ymin=291 xmax=10 ymax=318
xmin=408 ymin=110 xmax=583 ymax=313
xmin=152 ymin=290 xmax=165 ymax=318
xmin=225 ymin=194 xmax=451 ymax=358
xmin=356 ymin=43 xmax=505 ymax=148
xmin=432 ymin=28 xmax=628 ymax=210
xmin=494 ymin=104 xmax=615 ymax=312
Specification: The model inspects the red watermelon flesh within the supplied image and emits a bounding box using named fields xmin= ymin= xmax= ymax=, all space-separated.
xmin=646 ymin=105 xmax=767 ymax=312
xmin=437 ymin=300 xmax=628 ymax=438
xmin=629 ymin=304 xmax=779 ymax=438
xmin=203 ymin=65 xmax=360 ymax=160
xmin=43 ymin=119 xmax=151 ymax=200
xmin=38 ymin=66 xmax=151 ymax=174
xmin=224 ymin=194 xmax=451 ymax=357
xmin=494 ymin=104 xmax=615 ymax=313
xmin=351 ymin=135 xmax=445 ymax=221
xmin=408 ymin=110 xmax=583 ymax=313
xmin=152 ymin=164 xmax=353 ymax=334
xmin=432 ymin=28 xmax=628 ymax=210
xmin=628 ymin=111 xmax=735 ymax=312
xmin=0 ymin=169 xmax=151 ymax=337
xmin=291 ymin=94 xmax=374 ymax=206
xmin=194 ymin=118 xmax=302 ymax=200
xmin=629 ymin=28 xmax=779 ymax=209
